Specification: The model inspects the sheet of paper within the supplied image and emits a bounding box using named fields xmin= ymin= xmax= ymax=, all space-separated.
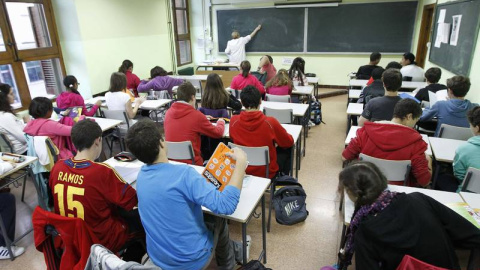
xmin=438 ymin=9 xmax=446 ymax=23
xmin=434 ymin=33 xmax=442 ymax=48
xmin=440 ymin=23 xmax=451 ymax=43
xmin=450 ymin=15 xmax=462 ymax=46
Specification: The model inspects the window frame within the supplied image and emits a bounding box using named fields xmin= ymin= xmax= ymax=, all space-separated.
xmin=0 ymin=0 xmax=66 ymax=111
xmin=171 ymin=0 xmax=192 ymax=67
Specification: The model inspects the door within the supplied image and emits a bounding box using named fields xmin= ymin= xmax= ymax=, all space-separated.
xmin=415 ymin=4 xmax=435 ymax=68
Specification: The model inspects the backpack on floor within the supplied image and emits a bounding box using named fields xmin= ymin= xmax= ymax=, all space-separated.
xmin=238 ymin=260 xmax=272 ymax=270
xmin=273 ymin=175 xmax=309 ymax=225
xmin=310 ymin=100 xmax=324 ymax=125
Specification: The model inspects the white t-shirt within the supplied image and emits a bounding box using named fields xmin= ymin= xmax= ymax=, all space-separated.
xmin=225 ymin=35 xmax=251 ymax=64
xmin=0 ymin=111 xmax=27 ymax=154
xmin=105 ymin=91 xmax=130 ymax=111
xmin=400 ymin=64 xmax=425 ymax=82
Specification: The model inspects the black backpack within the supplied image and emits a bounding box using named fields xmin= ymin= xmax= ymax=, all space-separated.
xmin=310 ymin=100 xmax=324 ymax=125
xmin=238 ymin=260 xmax=272 ymax=270
xmin=273 ymin=175 xmax=309 ymax=225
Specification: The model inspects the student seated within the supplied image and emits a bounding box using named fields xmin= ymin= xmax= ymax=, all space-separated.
xmin=265 ymin=69 xmax=293 ymax=96
xmin=56 ymin=75 xmax=102 ymax=116
xmin=343 ymin=99 xmax=432 ymax=187
xmin=230 ymin=61 xmax=265 ymax=95
xmin=119 ymin=59 xmax=141 ymax=97
xmin=0 ymin=84 xmax=28 ymax=155
xmin=230 ymin=86 xmax=294 ymax=178
xmin=125 ymin=120 xmax=249 ymax=270
xmin=0 ymin=161 xmax=25 ymax=259
xmin=24 ymin=97 xmax=73 ymax=159
xmin=105 ymin=72 xmax=145 ymax=121
xmin=400 ymin=52 xmax=424 ymax=82
xmin=288 ymin=57 xmax=307 ymax=86
xmin=356 ymin=52 xmax=382 ymax=80
xmin=164 ymin=82 xmax=225 ymax=165
xmin=137 ymin=66 xmax=183 ymax=97
xmin=419 ymin=75 xmax=479 ymax=136
xmin=358 ymin=68 xmax=402 ymax=127
xmin=437 ymin=106 xmax=480 ymax=192
xmin=414 ymin=67 xmax=448 ymax=102
xmin=48 ymin=120 xmax=145 ymax=262
xmin=338 ymin=161 xmax=480 ymax=270
xmin=200 ymin=73 xmax=241 ymax=118
xmin=225 ymin=25 xmax=261 ymax=64
xmin=257 ymin=55 xmax=277 ymax=82
xmin=358 ymin=67 xmax=385 ymax=104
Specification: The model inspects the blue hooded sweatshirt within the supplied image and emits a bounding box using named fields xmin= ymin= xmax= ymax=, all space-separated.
xmin=419 ymin=99 xmax=478 ymax=136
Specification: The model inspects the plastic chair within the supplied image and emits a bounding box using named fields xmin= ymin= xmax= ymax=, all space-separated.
xmin=102 ymin=109 xmax=130 ymax=152
xmin=251 ymin=71 xmax=266 ymax=85
xmin=263 ymin=107 xmax=293 ymax=124
xmin=227 ymin=143 xmax=276 ymax=232
xmin=265 ymin=94 xmax=291 ymax=103
xmin=396 ymin=255 xmax=449 ymax=270
xmin=438 ymin=124 xmax=473 ymax=141
xmin=461 ymin=167 xmax=480 ymax=193
xmin=359 ymin=153 xmax=411 ymax=186
xmin=165 ymin=141 xmax=195 ymax=165
xmin=0 ymin=133 xmax=13 ymax=153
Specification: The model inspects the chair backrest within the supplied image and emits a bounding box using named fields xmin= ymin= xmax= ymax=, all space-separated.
xmin=265 ymin=94 xmax=291 ymax=103
xmin=228 ymin=142 xmax=269 ymax=178
xmin=263 ymin=107 xmax=293 ymax=124
xmin=102 ymin=109 xmax=131 ymax=128
xmin=0 ymin=133 xmax=13 ymax=153
xmin=46 ymin=138 xmax=59 ymax=164
xmin=251 ymin=71 xmax=266 ymax=85
xmin=438 ymin=124 xmax=473 ymax=141
xmin=461 ymin=167 xmax=480 ymax=193
xmin=359 ymin=153 xmax=412 ymax=185
xmin=165 ymin=141 xmax=195 ymax=165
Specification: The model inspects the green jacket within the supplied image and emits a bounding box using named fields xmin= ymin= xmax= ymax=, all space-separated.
xmin=454 ymin=135 xmax=480 ymax=191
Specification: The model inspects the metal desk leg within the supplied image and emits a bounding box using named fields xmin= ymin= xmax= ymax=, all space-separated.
xmin=432 ymin=159 xmax=441 ymax=189
xmin=242 ymin=223 xmax=247 ymax=265
xmin=289 ymin=146 xmax=294 ymax=177
xmin=261 ymin=195 xmax=267 ymax=264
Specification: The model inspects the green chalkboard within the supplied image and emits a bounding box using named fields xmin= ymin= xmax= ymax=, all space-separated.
xmin=216 ymin=8 xmax=305 ymax=53
xmin=429 ymin=0 xmax=480 ymax=76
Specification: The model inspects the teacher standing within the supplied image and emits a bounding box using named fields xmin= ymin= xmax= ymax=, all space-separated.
xmin=225 ymin=25 xmax=262 ymax=64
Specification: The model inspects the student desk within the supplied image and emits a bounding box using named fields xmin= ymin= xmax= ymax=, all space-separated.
xmin=349 ymin=79 xmax=427 ymax=90
xmin=345 ymin=126 xmax=432 ymax=156
xmin=196 ymin=62 xmax=240 ymax=71
xmin=223 ymin=124 xmax=303 ymax=179
xmin=307 ymin=77 xmax=319 ymax=97
xmin=103 ymin=158 xmax=270 ymax=265
xmin=348 ymin=89 xmax=362 ymax=99
xmin=87 ymin=117 xmax=123 ymax=132
xmin=460 ymin=192 xmax=480 ymax=210
xmin=429 ymin=137 xmax=467 ymax=188
xmin=349 ymin=79 xmax=368 ymax=87
xmin=0 ymin=154 xmax=38 ymax=260
xmin=346 ymin=103 xmax=363 ymax=132
xmin=139 ymin=99 xmax=173 ymax=122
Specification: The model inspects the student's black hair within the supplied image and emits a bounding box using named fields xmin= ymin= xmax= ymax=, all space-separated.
xmin=108 ymin=72 xmax=127 ymax=92
xmin=240 ymin=61 xmax=251 ymax=78
xmin=176 ymin=82 xmax=196 ymax=102
xmin=125 ymin=119 xmax=163 ymax=165
xmin=371 ymin=67 xmax=385 ymax=80
xmin=63 ymin=75 xmax=80 ymax=95
xmin=370 ymin=52 xmax=381 ymax=62
xmin=118 ymin=59 xmax=133 ymax=74
xmin=467 ymin=106 xmax=480 ymax=128
xmin=403 ymin=52 xmax=416 ymax=64
xmin=150 ymin=66 xmax=168 ymax=78
xmin=382 ymin=68 xmax=402 ymax=92
xmin=0 ymin=83 xmax=14 ymax=115
xmin=240 ymin=85 xmax=261 ymax=109
xmin=288 ymin=57 xmax=306 ymax=86
xmin=393 ymin=98 xmax=422 ymax=121
xmin=385 ymin=61 xmax=402 ymax=70
xmin=447 ymin=76 xmax=471 ymax=97
xmin=29 ymin=97 xmax=53 ymax=119
xmin=266 ymin=55 xmax=273 ymax=64
xmin=424 ymin=68 xmax=442 ymax=84
xmin=339 ymin=161 xmax=388 ymax=207
xmin=71 ymin=120 xmax=102 ymax=151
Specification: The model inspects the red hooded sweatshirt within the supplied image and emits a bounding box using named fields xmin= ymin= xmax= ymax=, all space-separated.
xmin=342 ymin=121 xmax=431 ymax=187
xmin=230 ymin=111 xmax=294 ymax=179
xmin=164 ymin=102 xmax=225 ymax=165
xmin=56 ymin=92 xmax=99 ymax=116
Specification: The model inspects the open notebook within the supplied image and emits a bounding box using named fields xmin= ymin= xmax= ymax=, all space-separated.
xmin=428 ymin=90 xmax=448 ymax=107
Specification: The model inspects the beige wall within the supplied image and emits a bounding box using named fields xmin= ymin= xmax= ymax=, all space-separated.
xmin=52 ymin=0 xmax=175 ymax=97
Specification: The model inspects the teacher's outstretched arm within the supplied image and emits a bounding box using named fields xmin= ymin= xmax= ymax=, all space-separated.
xmin=250 ymin=25 xmax=262 ymax=38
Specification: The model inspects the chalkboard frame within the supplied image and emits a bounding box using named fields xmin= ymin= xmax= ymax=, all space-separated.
xmin=215 ymin=1 xmax=419 ymax=54
xmin=428 ymin=0 xmax=480 ymax=76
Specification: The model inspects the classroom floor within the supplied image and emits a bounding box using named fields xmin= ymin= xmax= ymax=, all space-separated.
xmin=0 ymin=94 xmax=348 ymax=270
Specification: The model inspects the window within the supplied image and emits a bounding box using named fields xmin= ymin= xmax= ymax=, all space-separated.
xmin=0 ymin=0 xmax=65 ymax=110
xmin=172 ymin=0 xmax=192 ymax=66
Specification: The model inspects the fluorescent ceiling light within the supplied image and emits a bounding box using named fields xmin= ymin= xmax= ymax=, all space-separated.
xmin=275 ymin=3 xmax=339 ymax=8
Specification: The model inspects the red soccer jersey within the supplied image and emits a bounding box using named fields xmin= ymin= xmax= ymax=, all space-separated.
xmin=49 ymin=158 xmax=138 ymax=252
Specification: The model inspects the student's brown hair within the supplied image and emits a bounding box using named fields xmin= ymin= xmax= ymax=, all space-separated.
xmin=382 ymin=68 xmax=402 ymax=92
xmin=126 ymin=119 xmax=164 ymax=165
xmin=265 ymin=69 xmax=291 ymax=89
xmin=467 ymin=106 xmax=480 ymax=128
xmin=447 ymin=76 xmax=471 ymax=97
xmin=150 ymin=66 xmax=168 ymax=78
xmin=177 ymin=82 xmax=196 ymax=102
xmin=202 ymin=73 xmax=229 ymax=109
xmin=108 ymin=72 xmax=127 ymax=92
xmin=240 ymin=61 xmax=251 ymax=78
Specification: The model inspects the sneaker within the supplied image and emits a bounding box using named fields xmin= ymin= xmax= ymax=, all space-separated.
xmin=308 ymin=120 xmax=315 ymax=127
xmin=0 ymin=246 xmax=25 ymax=259
xmin=245 ymin=235 xmax=251 ymax=260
